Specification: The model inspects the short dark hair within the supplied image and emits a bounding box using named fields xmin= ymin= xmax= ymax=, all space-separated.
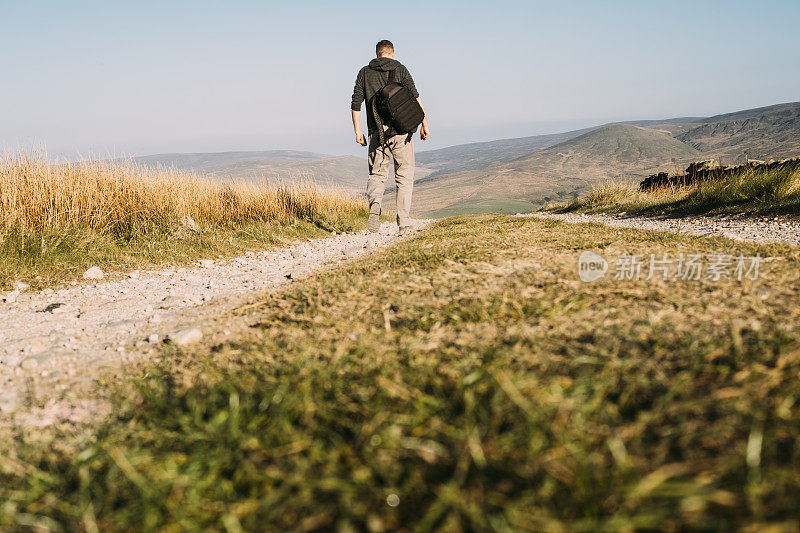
xmin=376 ymin=40 xmax=394 ymax=56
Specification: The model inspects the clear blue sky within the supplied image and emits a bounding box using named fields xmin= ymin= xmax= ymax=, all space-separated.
xmin=2 ymin=0 xmax=798 ymax=158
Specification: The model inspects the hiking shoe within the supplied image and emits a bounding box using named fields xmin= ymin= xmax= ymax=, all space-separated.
xmin=398 ymin=225 xmax=412 ymax=237
xmin=367 ymin=204 xmax=381 ymax=233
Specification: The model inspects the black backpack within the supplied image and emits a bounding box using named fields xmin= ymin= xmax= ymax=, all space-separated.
xmin=373 ymin=69 xmax=425 ymax=136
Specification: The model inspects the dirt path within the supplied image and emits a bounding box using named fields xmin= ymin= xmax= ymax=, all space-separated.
xmin=0 ymin=220 xmax=431 ymax=424
xmin=526 ymin=212 xmax=800 ymax=246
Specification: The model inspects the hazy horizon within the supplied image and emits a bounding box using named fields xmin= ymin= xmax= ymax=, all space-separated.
xmin=3 ymin=1 xmax=799 ymax=160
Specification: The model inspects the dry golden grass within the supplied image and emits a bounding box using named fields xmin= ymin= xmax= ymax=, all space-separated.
xmin=0 ymin=153 xmax=367 ymax=239
xmin=0 ymin=153 xmax=367 ymax=289
xmin=547 ymin=166 xmax=800 ymax=217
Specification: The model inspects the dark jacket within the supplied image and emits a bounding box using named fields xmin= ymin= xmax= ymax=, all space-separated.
xmin=351 ymin=57 xmax=420 ymax=135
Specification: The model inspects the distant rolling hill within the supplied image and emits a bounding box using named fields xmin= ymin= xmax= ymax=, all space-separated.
xmin=127 ymin=102 xmax=800 ymax=217
xmin=415 ymin=128 xmax=594 ymax=177
xmin=410 ymin=124 xmax=701 ymax=216
xmin=408 ymin=101 xmax=800 ymax=217
xmin=413 ymin=117 xmax=707 ymax=178
xmin=131 ymin=150 xmax=370 ymax=193
xmin=675 ymin=102 xmax=800 ymax=162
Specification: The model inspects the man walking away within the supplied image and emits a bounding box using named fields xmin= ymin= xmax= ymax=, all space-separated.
xmin=350 ymin=39 xmax=430 ymax=235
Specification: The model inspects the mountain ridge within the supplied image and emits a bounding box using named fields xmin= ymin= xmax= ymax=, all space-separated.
xmin=408 ymin=102 xmax=800 ymax=216
xmin=129 ymin=101 xmax=800 ymax=215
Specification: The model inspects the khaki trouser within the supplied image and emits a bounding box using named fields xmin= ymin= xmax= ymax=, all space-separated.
xmin=367 ymin=131 xmax=415 ymax=227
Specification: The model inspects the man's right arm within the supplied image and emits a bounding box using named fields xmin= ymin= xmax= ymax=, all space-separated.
xmin=350 ymin=68 xmax=367 ymax=146
xmin=352 ymin=109 xmax=366 ymax=146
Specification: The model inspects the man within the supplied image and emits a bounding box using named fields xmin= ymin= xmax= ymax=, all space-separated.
xmin=350 ymin=39 xmax=430 ymax=235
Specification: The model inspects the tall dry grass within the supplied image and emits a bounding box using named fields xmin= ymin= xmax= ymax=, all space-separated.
xmin=549 ymin=165 xmax=800 ymax=216
xmin=0 ymin=153 xmax=367 ymax=241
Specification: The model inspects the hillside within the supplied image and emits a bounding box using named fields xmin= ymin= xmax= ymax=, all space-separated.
xmin=676 ymin=102 xmax=800 ymax=162
xmin=132 ymin=150 xmax=370 ymax=193
xmin=415 ymin=128 xmax=593 ymax=176
xmin=126 ymin=102 xmax=800 ymax=217
xmin=410 ymin=124 xmax=700 ymax=216
xmin=407 ymin=102 xmax=800 ymax=217
xmin=537 ymin=123 xmax=700 ymax=164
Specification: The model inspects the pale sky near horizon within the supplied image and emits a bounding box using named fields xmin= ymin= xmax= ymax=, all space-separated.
xmin=2 ymin=0 xmax=799 ymax=159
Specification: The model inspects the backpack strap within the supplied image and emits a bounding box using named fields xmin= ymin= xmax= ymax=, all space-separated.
xmin=372 ymin=69 xmax=398 ymax=147
xmin=371 ymin=95 xmax=386 ymax=146
xmin=375 ymin=69 xmax=397 ymax=146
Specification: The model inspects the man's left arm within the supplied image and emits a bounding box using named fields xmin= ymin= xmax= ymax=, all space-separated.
xmin=402 ymin=67 xmax=429 ymax=141
xmin=416 ymin=97 xmax=429 ymax=140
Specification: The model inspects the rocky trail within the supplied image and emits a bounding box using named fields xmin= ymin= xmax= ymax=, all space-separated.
xmin=4 ymin=212 xmax=796 ymax=428
xmin=0 ymin=220 xmax=430 ymax=426
xmin=527 ymin=212 xmax=800 ymax=246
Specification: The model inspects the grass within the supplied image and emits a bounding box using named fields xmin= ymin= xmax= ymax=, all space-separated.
xmin=0 ymin=154 xmax=367 ymax=290
xmin=548 ymin=165 xmax=800 ymax=217
xmin=426 ymin=198 xmax=540 ymax=218
xmin=2 ymin=214 xmax=800 ymax=531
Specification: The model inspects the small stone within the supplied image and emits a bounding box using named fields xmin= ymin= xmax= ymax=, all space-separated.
xmin=169 ymin=327 xmax=203 ymax=346
xmin=20 ymin=358 xmax=38 ymax=370
xmin=148 ymin=334 xmax=160 ymax=344
xmin=199 ymin=259 xmax=214 ymax=268
xmin=129 ymin=270 xmax=140 ymax=280
xmin=291 ymin=249 xmax=301 ymax=259
xmin=160 ymin=295 xmax=182 ymax=308
xmin=52 ymin=303 xmax=70 ymax=314
xmin=3 ymin=289 xmax=20 ymax=304
xmin=14 ymin=281 xmax=30 ymax=291
xmin=39 ymin=302 xmax=65 ymax=313
xmin=182 ymin=216 xmax=200 ymax=232
xmin=83 ymin=266 xmax=104 ymax=280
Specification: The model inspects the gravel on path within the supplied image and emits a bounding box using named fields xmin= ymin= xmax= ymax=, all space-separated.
xmin=524 ymin=212 xmax=800 ymax=246
xmin=0 ymin=220 xmax=430 ymax=425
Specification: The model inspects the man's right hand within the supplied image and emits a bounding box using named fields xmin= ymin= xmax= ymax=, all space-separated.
xmin=355 ymin=131 xmax=367 ymax=146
